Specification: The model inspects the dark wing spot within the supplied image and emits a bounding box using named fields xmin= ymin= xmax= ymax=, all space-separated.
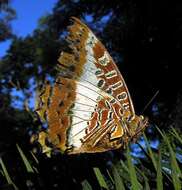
xmin=110 ymin=99 xmax=116 ymax=104
xmin=70 ymin=103 xmax=75 ymax=109
xmin=105 ymin=100 xmax=111 ymax=109
xmin=108 ymin=111 xmax=113 ymax=120
xmin=97 ymin=79 xmax=105 ymax=88
xmin=106 ymin=88 xmax=112 ymax=95
xmin=57 ymin=134 xmax=61 ymax=142
xmin=39 ymin=89 xmax=46 ymax=97
xmin=67 ymin=92 xmax=72 ymax=98
xmin=117 ymin=92 xmax=127 ymax=100
xmin=69 ymin=65 xmax=75 ymax=72
xmin=45 ymin=137 xmax=53 ymax=148
xmin=43 ymin=111 xmax=47 ymax=121
xmin=59 ymin=101 xmax=64 ymax=107
xmin=47 ymin=97 xmax=51 ymax=107
xmin=95 ymin=69 xmax=103 ymax=76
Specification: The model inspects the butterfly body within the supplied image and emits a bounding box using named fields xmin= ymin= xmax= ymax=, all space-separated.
xmin=33 ymin=17 xmax=148 ymax=155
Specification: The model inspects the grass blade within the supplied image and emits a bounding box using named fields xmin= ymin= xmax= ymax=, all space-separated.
xmin=118 ymin=160 xmax=133 ymax=183
xmin=135 ymin=167 xmax=150 ymax=190
xmin=170 ymin=128 xmax=182 ymax=144
xmin=143 ymin=174 xmax=150 ymax=190
xmin=0 ymin=157 xmax=18 ymax=190
xmin=82 ymin=179 xmax=93 ymax=190
xmin=126 ymin=147 xmax=142 ymax=190
xmin=143 ymin=133 xmax=157 ymax=170
xmin=16 ymin=144 xmax=34 ymax=173
xmin=111 ymin=164 xmax=125 ymax=190
xmin=163 ymin=135 xmax=181 ymax=190
xmin=156 ymin=149 xmax=163 ymax=190
xmin=93 ymin=167 xmax=109 ymax=190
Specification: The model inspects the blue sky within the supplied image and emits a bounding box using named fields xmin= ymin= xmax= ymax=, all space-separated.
xmin=0 ymin=0 xmax=57 ymax=57
xmin=0 ymin=0 xmax=57 ymax=109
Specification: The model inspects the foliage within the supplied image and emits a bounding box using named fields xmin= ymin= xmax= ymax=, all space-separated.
xmin=0 ymin=0 xmax=15 ymax=41
xmin=0 ymin=127 xmax=181 ymax=189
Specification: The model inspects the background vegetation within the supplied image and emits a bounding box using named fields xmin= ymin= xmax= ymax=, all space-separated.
xmin=0 ymin=0 xmax=181 ymax=189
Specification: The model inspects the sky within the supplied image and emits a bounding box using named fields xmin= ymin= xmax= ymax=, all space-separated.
xmin=0 ymin=0 xmax=57 ymax=57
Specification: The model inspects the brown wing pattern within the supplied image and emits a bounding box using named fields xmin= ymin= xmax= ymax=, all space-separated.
xmin=32 ymin=17 xmax=148 ymax=155
xmin=35 ymin=78 xmax=77 ymax=153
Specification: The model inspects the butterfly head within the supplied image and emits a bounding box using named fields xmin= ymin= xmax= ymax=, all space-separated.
xmin=125 ymin=115 xmax=148 ymax=142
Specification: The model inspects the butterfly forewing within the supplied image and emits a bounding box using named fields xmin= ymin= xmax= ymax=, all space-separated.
xmin=58 ymin=17 xmax=135 ymax=118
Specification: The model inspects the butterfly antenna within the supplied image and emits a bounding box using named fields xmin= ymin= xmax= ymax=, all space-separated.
xmin=141 ymin=90 xmax=159 ymax=114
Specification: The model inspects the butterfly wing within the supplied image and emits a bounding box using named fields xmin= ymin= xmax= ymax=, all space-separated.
xmin=34 ymin=17 xmax=138 ymax=154
xmin=58 ymin=17 xmax=135 ymax=119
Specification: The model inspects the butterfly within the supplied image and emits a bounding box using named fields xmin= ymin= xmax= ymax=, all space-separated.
xmin=32 ymin=17 xmax=148 ymax=155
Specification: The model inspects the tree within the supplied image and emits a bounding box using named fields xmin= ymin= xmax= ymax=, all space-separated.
xmin=0 ymin=0 xmax=15 ymax=41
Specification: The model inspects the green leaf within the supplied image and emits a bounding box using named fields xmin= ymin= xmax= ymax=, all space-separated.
xmin=93 ymin=167 xmax=109 ymax=190
xmin=16 ymin=144 xmax=34 ymax=173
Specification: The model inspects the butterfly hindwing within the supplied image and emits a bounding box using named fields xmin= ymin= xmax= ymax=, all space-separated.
xmin=57 ymin=77 xmax=124 ymax=153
